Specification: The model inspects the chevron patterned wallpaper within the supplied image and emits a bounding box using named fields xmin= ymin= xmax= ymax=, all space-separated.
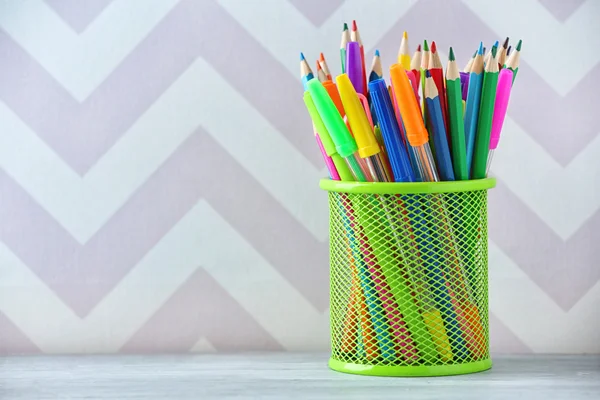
xmin=0 ymin=0 xmax=598 ymax=355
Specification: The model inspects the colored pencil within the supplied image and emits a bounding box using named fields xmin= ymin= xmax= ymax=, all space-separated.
xmin=428 ymin=41 xmax=449 ymax=136
xmin=505 ymin=39 xmax=521 ymax=83
xmin=497 ymin=37 xmax=509 ymax=69
xmin=398 ymin=31 xmax=411 ymax=70
xmin=300 ymin=52 xmax=314 ymax=89
xmin=340 ymin=23 xmax=350 ymax=73
xmin=316 ymin=60 xmax=328 ymax=82
xmin=425 ymin=72 xmax=454 ymax=181
xmin=410 ymin=44 xmax=422 ymax=90
xmin=464 ymin=42 xmax=484 ymax=174
xmin=464 ymin=51 xmax=476 ymax=73
xmin=351 ymin=20 xmax=367 ymax=97
xmin=471 ymin=45 xmax=499 ymax=179
xmin=369 ymin=49 xmax=383 ymax=82
xmin=319 ymin=52 xmax=333 ymax=81
xmin=446 ymin=47 xmax=468 ymax=180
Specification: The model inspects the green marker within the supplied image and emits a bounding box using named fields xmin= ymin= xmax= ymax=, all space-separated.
xmin=445 ymin=47 xmax=468 ymax=180
xmin=471 ymin=45 xmax=499 ymax=179
xmin=303 ymin=92 xmax=354 ymax=181
xmin=306 ymin=79 xmax=366 ymax=181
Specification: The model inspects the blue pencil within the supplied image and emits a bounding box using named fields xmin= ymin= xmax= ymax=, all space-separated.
xmin=424 ymin=72 xmax=455 ymax=181
xmin=464 ymin=43 xmax=484 ymax=174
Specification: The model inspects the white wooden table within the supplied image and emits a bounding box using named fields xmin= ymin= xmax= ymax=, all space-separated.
xmin=1 ymin=353 xmax=599 ymax=399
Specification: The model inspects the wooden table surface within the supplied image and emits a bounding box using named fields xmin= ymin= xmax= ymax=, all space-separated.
xmin=1 ymin=353 xmax=599 ymax=399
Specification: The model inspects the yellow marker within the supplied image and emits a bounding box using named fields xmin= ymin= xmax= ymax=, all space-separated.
xmin=336 ymin=74 xmax=390 ymax=182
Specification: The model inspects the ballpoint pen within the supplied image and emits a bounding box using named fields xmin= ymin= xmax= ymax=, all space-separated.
xmin=390 ymin=63 xmax=438 ymax=182
xmin=368 ymin=78 xmax=415 ymax=183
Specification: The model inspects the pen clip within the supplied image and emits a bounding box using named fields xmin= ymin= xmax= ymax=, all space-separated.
xmin=356 ymin=93 xmax=374 ymax=129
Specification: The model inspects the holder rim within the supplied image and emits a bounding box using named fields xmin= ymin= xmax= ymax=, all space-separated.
xmin=328 ymin=358 xmax=492 ymax=377
xmin=320 ymin=178 xmax=496 ymax=194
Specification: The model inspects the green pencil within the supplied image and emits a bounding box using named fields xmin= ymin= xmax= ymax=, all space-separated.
xmin=505 ymin=39 xmax=521 ymax=84
xmin=471 ymin=45 xmax=499 ymax=179
xmin=445 ymin=47 xmax=468 ymax=180
xmin=340 ymin=23 xmax=350 ymax=73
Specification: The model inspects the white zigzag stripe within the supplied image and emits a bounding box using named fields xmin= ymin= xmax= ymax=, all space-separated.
xmin=0 ymin=0 xmax=179 ymax=101
xmin=190 ymin=338 xmax=217 ymax=353
xmin=218 ymin=0 xmax=417 ymax=79
xmin=461 ymin=0 xmax=600 ymax=96
xmin=489 ymin=241 xmax=600 ymax=353
xmin=0 ymin=58 xmax=328 ymax=244
xmin=492 ymin=117 xmax=600 ymax=240
xmin=0 ymin=201 xmax=329 ymax=353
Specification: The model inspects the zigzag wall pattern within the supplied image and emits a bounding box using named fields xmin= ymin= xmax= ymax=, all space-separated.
xmin=0 ymin=0 xmax=598 ymax=354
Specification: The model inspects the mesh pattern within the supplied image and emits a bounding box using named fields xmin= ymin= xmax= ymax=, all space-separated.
xmin=328 ymin=189 xmax=490 ymax=367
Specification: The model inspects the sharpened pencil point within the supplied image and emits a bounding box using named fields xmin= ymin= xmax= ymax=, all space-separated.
xmin=494 ymin=40 xmax=499 ymax=48
xmin=319 ymin=52 xmax=325 ymax=61
xmin=423 ymin=40 xmax=429 ymax=51
xmin=491 ymin=45 xmax=497 ymax=58
xmin=375 ymin=49 xmax=380 ymax=57
xmin=352 ymin=20 xmax=357 ymax=31
xmin=503 ymin=37 xmax=509 ymax=49
xmin=403 ymin=31 xmax=408 ymax=39
xmin=449 ymin=47 xmax=455 ymax=61
xmin=417 ymin=44 xmax=421 ymax=52
xmin=343 ymin=22 xmax=348 ymax=31
xmin=300 ymin=52 xmax=305 ymax=61
xmin=431 ymin=41 xmax=437 ymax=53
xmin=506 ymin=46 xmax=512 ymax=56
xmin=425 ymin=70 xmax=432 ymax=78
xmin=478 ymin=42 xmax=483 ymax=55
xmin=516 ymin=39 xmax=522 ymax=51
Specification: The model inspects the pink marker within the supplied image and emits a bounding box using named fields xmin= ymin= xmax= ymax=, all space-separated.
xmin=487 ymin=69 xmax=514 ymax=173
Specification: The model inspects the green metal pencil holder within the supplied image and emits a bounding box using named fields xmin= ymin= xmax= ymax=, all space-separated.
xmin=320 ymin=178 xmax=496 ymax=377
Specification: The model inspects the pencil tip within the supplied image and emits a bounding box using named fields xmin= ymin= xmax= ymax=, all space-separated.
xmin=319 ymin=52 xmax=325 ymax=61
xmin=431 ymin=41 xmax=437 ymax=53
xmin=403 ymin=31 xmax=408 ymax=39
xmin=449 ymin=47 xmax=455 ymax=61
xmin=503 ymin=37 xmax=509 ymax=49
xmin=491 ymin=45 xmax=497 ymax=58
xmin=506 ymin=45 xmax=512 ymax=56
xmin=352 ymin=20 xmax=357 ymax=31
xmin=417 ymin=44 xmax=421 ymax=51
xmin=425 ymin=70 xmax=432 ymax=78
xmin=423 ymin=40 xmax=429 ymax=51
xmin=375 ymin=49 xmax=380 ymax=57
xmin=493 ymin=40 xmax=499 ymax=48
xmin=516 ymin=39 xmax=522 ymax=51
xmin=300 ymin=52 xmax=305 ymax=61
xmin=343 ymin=22 xmax=348 ymax=31
xmin=478 ymin=42 xmax=483 ymax=55
xmin=316 ymin=60 xmax=322 ymax=70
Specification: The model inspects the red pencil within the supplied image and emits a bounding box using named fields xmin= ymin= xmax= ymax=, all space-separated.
xmin=351 ymin=20 xmax=367 ymax=96
xmin=428 ymin=41 xmax=449 ymax=141
xmin=410 ymin=44 xmax=422 ymax=90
